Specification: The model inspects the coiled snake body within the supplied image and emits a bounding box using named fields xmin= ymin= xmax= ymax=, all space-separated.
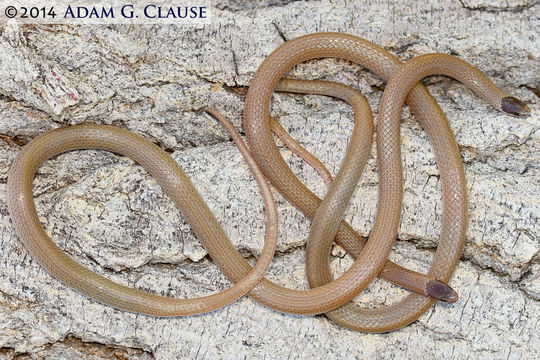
xmin=6 ymin=33 xmax=530 ymax=332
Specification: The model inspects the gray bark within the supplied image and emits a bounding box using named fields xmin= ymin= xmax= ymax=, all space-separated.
xmin=0 ymin=0 xmax=538 ymax=359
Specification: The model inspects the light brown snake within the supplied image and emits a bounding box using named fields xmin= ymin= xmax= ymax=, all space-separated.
xmin=6 ymin=33 xmax=530 ymax=332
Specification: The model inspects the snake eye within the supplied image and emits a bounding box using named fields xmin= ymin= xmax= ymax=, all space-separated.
xmin=501 ymin=96 xmax=530 ymax=117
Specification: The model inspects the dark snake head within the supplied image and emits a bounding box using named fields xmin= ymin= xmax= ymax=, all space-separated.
xmin=426 ymin=279 xmax=459 ymax=303
xmin=501 ymin=96 xmax=530 ymax=117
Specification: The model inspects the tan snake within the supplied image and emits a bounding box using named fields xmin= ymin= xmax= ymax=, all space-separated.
xmin=6 ymin=32 xmax=529 ymax=332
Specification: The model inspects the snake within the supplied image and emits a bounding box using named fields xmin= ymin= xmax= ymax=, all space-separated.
xmin=6 ymin=32 xmax=529 ymax=332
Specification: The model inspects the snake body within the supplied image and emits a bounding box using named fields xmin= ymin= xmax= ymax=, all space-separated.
xmin=6 ymin=33 xmax=529 ymax=332
xmin=6 ymin=121 xmax=280 ymax=315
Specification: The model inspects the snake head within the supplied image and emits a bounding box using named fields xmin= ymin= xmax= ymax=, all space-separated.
xmin=501 ymin=96 xmax=530 ymax=117
xmin=426 ymin=279 xmax=459 ymax=303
